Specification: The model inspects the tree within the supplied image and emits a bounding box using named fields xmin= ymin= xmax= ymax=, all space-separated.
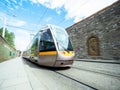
xmin=0 ymin=27 xmax=15 ymax=48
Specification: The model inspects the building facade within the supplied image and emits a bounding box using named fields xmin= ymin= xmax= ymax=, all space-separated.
xmin=0 ymin=35 xmax=16 ymax=62
xmin=66 ymin=1 xmax=120 ymax=60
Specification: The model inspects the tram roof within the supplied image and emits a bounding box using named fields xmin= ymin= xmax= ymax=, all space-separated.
xmin=39 ymin=24 xmax=65 ymax=32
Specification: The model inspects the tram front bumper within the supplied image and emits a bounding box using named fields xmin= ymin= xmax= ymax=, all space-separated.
xmin=54 ymin=60 xmax=73 ymax=67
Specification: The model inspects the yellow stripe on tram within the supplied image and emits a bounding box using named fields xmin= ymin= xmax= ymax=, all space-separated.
xmin=30 ymin=53 xmax=34 ymax=56
xmin=39 ymin=51 xmax=57 ymax=56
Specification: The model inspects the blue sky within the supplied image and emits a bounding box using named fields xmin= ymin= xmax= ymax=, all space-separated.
xmin=0 ymin=0 xmax=117 ymax=51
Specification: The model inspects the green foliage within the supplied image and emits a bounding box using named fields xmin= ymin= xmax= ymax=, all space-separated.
xmin=0 ymin=27 xmax=15 ymax=48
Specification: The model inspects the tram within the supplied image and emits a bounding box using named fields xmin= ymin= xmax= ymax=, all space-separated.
xmin=22 ymin=24 xmax=75 ymax=67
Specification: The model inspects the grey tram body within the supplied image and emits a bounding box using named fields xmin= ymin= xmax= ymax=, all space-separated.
xmin=22 ymin=24 xmax=75 ymax=67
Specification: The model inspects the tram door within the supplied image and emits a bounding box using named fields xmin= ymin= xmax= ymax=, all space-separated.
xmin=39 ymin=29 xmax=57 ymax=66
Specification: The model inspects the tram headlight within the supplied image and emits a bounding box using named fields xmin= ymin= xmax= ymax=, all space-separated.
xmin=61 ymin=51 xmax=74 ymax=56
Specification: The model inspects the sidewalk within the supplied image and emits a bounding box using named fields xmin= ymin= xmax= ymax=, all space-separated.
xmin=76 ymin=59 xmax=120 ymax=64
xmin=0 ymin=58 xmax=32 ymax=90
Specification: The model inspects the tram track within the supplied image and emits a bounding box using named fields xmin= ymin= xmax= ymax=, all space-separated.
xmin=52 ymin=70 xmax=98 ymax=90
xmin=23 ymin=59 xmax=97 ymax=90
xmin=23 ymin=58 xmax=120 ymax=90
xmin=52 ymin=65 xmax=120 ymax=90
xmin=71 ymin=66 xmax=120 ymax=78
xmin=73 ymin=60 xmax=120 ymax=78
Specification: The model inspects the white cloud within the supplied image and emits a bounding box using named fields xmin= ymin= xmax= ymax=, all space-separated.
xmin=7 ymin=19 xmax=26 ymax=27
xmin=0 ymin=12 xmax=26 ymax=27
xmin=31 ymin=0 xmax=65 ymax=9
xmin=14 ymin=29 xmax=31 ymax=51
xmin=45 ymin=17 xmax=52 ymax=22
xmin=56 ymin=8 xmax=62 ymax=14
xmin=31 ymin=0 xmax=117 ymax=23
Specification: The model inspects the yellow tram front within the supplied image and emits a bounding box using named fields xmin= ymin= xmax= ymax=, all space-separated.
xmin=51 ymin=25 xmax=75 ymax=67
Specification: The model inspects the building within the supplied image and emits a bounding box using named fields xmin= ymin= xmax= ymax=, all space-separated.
xmin=0 ymin=35 xmax=16 ymax=62
xmin=66 ymin=1 xmax=120 ymax=60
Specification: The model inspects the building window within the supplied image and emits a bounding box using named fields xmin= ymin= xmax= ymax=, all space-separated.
xmin=87 ymin=36 xmax=99 ymax=56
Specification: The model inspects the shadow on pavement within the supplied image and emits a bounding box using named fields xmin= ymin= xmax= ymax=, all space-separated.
xmin=22 ymin=58 xmax=71 ymax=71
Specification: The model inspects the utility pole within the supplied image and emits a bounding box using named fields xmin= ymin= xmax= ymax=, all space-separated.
xmin=2 ymin=16 xmax=6 ymax=38
xmin=2 ymin=14 xmax=16 ymax=38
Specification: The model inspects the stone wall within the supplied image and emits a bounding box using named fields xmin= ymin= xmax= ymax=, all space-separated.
xmin=66 ymin=1 xmax=120 ymax=60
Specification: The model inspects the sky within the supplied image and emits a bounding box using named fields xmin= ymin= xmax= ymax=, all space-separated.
xmin=0 ymin=0 xmax=118 ymax=51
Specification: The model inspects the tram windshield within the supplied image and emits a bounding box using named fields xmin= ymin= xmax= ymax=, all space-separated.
xmin=52 ymin=26 xmax=73 ymax=51
xmin=39 ymin=29 xmax=56 ymax=52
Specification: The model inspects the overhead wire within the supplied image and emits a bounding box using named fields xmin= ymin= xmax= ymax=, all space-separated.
xmin=37 ymin=7 xmax=48 ymax=25
xmin=6 ymin=25 xmax=35 ymax=32
xmin=0 ymin=0 xmax=16 ymax=16
xmin=57 ymin=0 xmax=89 ymax=25
xmin=1 ymin=0 xmax=90 ymax=30
xmin=0 ymin=0 xmax=36 ymax=32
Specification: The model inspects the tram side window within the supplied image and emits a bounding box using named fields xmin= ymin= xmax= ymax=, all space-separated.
xmin=31 ymin=35 xmax=38 ymax=52
xmin=40 ymin=29 xmax=56 ymax=51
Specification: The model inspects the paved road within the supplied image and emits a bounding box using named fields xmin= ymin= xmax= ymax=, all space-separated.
xmin=0 ymin=57 xmax=120 ymax=90
xmin=23 ymin=58 xmax=94 ymax=90
xmin=0 ymin=58 xmax=32 ymax=90
xmin=0 ymin=58 xmax=93 ymax=90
